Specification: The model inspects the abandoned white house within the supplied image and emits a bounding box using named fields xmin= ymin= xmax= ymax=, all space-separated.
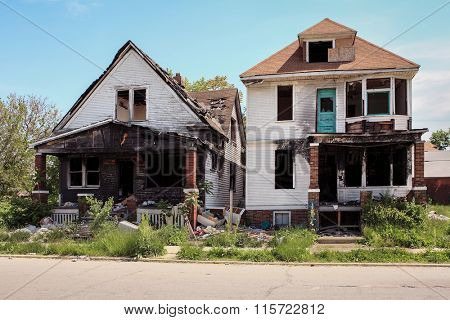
xmin=31 ymin=41 xmax=245 ymax=227
xmin=241 ymin=18 xmax=427 ymax=230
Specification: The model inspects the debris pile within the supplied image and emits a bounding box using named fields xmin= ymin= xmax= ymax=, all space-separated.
xmin=428 ymin=211 xmax=450 ymax=221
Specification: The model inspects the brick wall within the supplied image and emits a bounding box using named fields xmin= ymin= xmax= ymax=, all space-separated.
xmin=414 ymin=141 xmax=425 ymax=187
xmin=185 ymin=147 xmax=197 ymax=189
xmin=309 ymin=144 xmax=319 ymax=189
xmin=244 ymin=209 xmax=308 ymax=228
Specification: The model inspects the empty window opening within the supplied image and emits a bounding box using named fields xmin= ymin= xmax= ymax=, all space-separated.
xmin=146 ymin=151 xmax=184 ymax=188
xmin=210 ymin=151 xmax=218 ymax=171
xmin=367 ymin=147 xmax=390 ymax=186
xmin=395 ymin=79 xmax=407 ymax=115
xmin=393 ymin=147 xmax=407 ymax=186
xmin=308 ymin=41 xmax=333 ymax=63
xmin=133 ymin=89 xmax=147 ymax=120
xmin=69 ymin=157 xmax=100 ymax=188
xmin=116 ymin=90 xmax=130 ymax=122
xmin=319 ymin=151 xmax=337 ymax=202
xmin=275 ymin=150 xmax=294 ymax=189
xmin=319 ymin=211 xmax=361 ymax=231
xmin=230 ymin=118 xmax=237 ymax=143
xmin=273 ymin=211 xmax=291 ymax=228
xmin=320 ymin=97 xmax=334 ymax=112
xmin=346 ymin=81 xmax=362 ymax=117
xmin=345 ymin=150 xmax=362 ymax=187
xmin=229 ymin=163 xmax=236 ymax=191
xmin=277 ymin=85 xmax=293 ymax=121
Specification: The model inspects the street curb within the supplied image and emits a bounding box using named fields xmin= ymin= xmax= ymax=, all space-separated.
xmin=1 ymin=254 xmax=450 ymax=268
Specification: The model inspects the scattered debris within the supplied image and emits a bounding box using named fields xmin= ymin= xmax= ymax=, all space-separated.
xmin=318 ymin=227 xmax=360 ymax=237
xmin=118 ymin=221 xmax=139 ymax=231
xmin=428 ymin=211 xmax=450 ymax=221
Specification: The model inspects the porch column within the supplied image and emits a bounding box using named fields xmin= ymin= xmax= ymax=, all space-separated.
xmin=184 ymin=142 xmax=198 ymax=228
xmin=308 ymin=143 xmax=320 ymax=227
xmin=32 ymin=153 xmax=49 ymax=203
xmin=412 ymin=141 xmax=427 ymax=203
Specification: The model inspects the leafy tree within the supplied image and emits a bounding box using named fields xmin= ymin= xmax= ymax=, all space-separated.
xmin=184 ymin=75 xmax=236 ymax=92
xmin=0 ymin=94 xmax=60 ymax=198
xmin=430 ymin=129 xmax=450 ymax=150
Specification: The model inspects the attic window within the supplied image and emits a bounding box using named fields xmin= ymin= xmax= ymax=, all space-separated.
xmin=116 ymin=88 xmax=147 ymax=122
xmin=116 ymin=90 xmax=130 ymax=122
xmin=308 ymin=41 xmax=333 ymax=63
xmin=133 ymin=89 xmax=147 ymax=121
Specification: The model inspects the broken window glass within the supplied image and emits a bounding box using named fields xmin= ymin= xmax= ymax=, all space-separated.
xmin=367 ymin=147 xmax=390 ymax=186
xmin=277 ymin=86 xmax=293 ymax=121
xmin=393 ymin=147 xmax=407 ymax=186
xmin=116 ymin=90 xmax=130 ymax=122
xmin=346 ymin=81 xmax=362 ymax=117
xmin=367 ymin=92 xmax=390 ymax=115
xmin=133 ymin=89 xmax=146 ymax=121
xmin=308 ymin=41 xmax=333 ymax=63
xmin=395 ymin=79 xmax=407 ymax=115
xmin=275 ymin=150 xmax=294 ymax=189
xmin=320 ymin=97 xmax=334 ymax=112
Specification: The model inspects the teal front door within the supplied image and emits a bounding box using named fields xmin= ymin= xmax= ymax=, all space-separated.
xmin=317 ymin=89 xmax=336 ymax=133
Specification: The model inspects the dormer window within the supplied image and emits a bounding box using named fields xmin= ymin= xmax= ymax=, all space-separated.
xmin=308 ymin=41 xmax=333 ymax=63
xmin=116 ymin=88 xmax=147 ymax=122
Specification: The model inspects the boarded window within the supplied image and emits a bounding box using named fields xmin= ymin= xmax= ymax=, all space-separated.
xmin=308 ymin=41 xmax=333 ymax=62
xmin=274 ymin=212 xmax=290 ymax=227
xmin=346 ymin=81 xmax=362 ymax=117
xmin=367 ymin=92 xmax=390 ymax=115
xmin=146 ymin=151 xmax=184 ymax=188
xmin=69 ymin=158 xmax=83 ymax=187
xmin=231 ymin=118 xmax=237 ymax=143
xmin=116 ymin=90 xmax=130 ymax=122
xmin=86 ymin=157 xmax=100 ymax=186
xmin=367 ymin=148 xmax=390 ymax=186
xmin=345 ymin=150 xmax=362 ymax=187
xmin=277 ymin=86 xmax=293 ymax=121
xmin=230 ymin=163 xmax=236 ymax=191
xmin=395 ymin=79 xmax=407 ymax=115
xmin=393 ymin=147 xmax=407 ymax=186
xmin=133 ymin=89 xmax=147 ymax=120
xmin=275 ymin=150 xmax=294 ymax=189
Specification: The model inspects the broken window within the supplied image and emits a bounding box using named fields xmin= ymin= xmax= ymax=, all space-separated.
xmin=69 ymin=158 xmax=83 ymax=187
xmin=395 ymin=79 xmax=407 ymax=115
xmin=345 ymin=150 xmax=362 ymax=187
xmin=346 ymin=81 xmax=362 ymax=117
xmin=230 ymin=118 xmax=237 ymax=143
xmin=277 ymin=85 xmax=293 ymax=121
xmin=367 ymin=147 xmax=390 ymax=186
xmin=146 ymin=151 xmax=184 ymax=188
xmin=393 ymin=147 xmax=407 ymax=186
xmin=69 ymin=157 xmax=100 ymax=187
xmin=275 ymin=150 xmax=294 ymax=189
xmin=86 ymin=157 xmax=100 ymax=187
xmin=132 ymin=89 xmax=147 ymax=121
xmin=274 ymin=212 xmax=290 ymax=228
xmin=116 ymin=90 xmax=130 ymax=122
xmin=308 ymin=41 xmax=333 ymax=63
xmin=230 ymin=163 xmax=236 ymax=192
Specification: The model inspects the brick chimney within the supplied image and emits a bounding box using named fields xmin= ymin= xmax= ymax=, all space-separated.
xmin=174 ymin=73 xmax=184 ymax=88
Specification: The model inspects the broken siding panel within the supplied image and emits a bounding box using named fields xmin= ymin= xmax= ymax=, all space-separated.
xmin=246 ymin=141 xmax=309 ymax=210
xmin=66 ymin=50 xmax=201 ymax=131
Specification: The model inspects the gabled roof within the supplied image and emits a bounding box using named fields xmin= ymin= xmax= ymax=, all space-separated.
xmin=240 ymin=19 xmax=419 ymax=79
xmin=189 ymin=88 xmax=246 ymax=146
xmin=299 ymin=18 xmax=356 ymax=37
xmin=55 ymin=41 xmax=225 ymax=137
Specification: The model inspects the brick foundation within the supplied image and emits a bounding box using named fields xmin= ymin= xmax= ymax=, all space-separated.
xmin=412 ymin=141 xmax=427 ymax=204
xmin=244 ymin=209 xmax=309 ymax=228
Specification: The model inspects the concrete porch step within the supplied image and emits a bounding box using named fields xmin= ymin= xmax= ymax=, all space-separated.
xmin=317 ymin=236 xmax=364 ymax=244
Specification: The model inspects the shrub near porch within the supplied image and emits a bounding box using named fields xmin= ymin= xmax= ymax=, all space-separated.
xmin=362 ymin=198 xmax=450 ymax=249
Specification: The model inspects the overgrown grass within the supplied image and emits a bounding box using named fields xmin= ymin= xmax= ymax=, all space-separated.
xmin=204 ymin=232 xmax=263 ymax=248
xmin=156 ymin=225 xmax=189 ymax=246
xmin=427 ymin=204 xmax=450 ymax=218
xmin=270 ymin=228 xmax=317 ymax=262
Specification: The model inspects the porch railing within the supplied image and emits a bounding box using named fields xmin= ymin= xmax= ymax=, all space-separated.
xmin=51 ymin=208 xmax=79 ymax=225
xmin=136 ymin=205 xmax=185 ymax=229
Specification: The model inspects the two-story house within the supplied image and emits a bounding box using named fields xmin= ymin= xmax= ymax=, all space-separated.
xmin=31 ymin=41 xmax=245 ymax=227
xmin=241 ymin=18 xmax=427 ymax=231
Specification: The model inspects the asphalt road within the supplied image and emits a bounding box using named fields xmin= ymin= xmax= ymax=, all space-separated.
xmin=0 ymin=257 xmax=449 ymax=299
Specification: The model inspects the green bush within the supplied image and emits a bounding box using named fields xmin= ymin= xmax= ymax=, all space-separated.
xmin=136 ymin=216 xmax=166 ymax=257
xmin=157 ymin=225 xmax=189 ymax=246
xmin=177 ymin=244 xmax=205 ymax=260
xmin=9 ymin=230 xmax=31 ymax=242
xmin=0 ymin=227 xmax=9 ymax=241
xmin=271 ymin=228 xmax=316 ymax=262
xmin=0 ymin=197 xmax=52 ymax=229
xmin=204 ymin=232 xmax=263 ymax=248
xmin=236 ymin=249 xmax=275 ymax=262
xmin=94 ymin=229 xmax=138 ymax=257
xmin=86 ymin=196 xmax=114 ymax=233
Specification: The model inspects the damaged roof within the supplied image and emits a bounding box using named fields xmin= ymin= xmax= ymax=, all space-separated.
xmin=189 ymin=88 xmax=245 ymax=145
xmin=240 ymin=18 xmax=419 ymax=78
xmin=54 ymin=40 xmax=225 ymax=137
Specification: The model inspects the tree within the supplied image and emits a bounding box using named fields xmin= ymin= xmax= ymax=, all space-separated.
xmin=0 ymin=94 xmax=60 ymax=198
xmin=184 ymin=75 xmax=236 ymax=92
xmin=430 ymin=129 xmax=450 ymax=150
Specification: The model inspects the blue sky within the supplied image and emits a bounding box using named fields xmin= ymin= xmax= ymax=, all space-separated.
xmin=1 ymin=0 xmax=449 ymax=138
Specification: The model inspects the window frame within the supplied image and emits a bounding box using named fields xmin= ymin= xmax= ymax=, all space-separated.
xmin=276 ymin=85 xmax=294 ymax=122
xmin=68 ymin=157 xmax=100 ymax=189
xmin=273 ymin=211 xmax=291 ymax=228
xmin=115 ymin=86 xmax=148 ymax=122
xmin=274 ymin=149 xmax=295 ymax=190
xmin=306 ymin=39 xmax=335 ymax=63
